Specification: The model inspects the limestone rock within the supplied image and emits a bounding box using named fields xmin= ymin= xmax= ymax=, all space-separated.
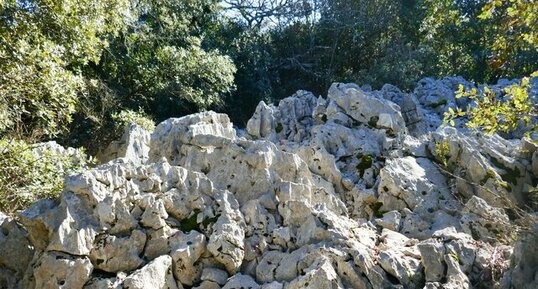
xmin=507 ymin=225 xmax=538 ymax=289
xmin=20 ymin=191 xmax=99 ymax=256
xmin=33 ymin=252 xmax=93 ymax=289
xmin=170 ymin=230 xmax=207 ymax=286
xmin=247 ymin=101 xmax=277 ymax=139
xmin=378 ymin=156 xmax=460 ymax=238
xmin=380 ymin=84 xmax=427 ymax=135
xmin=286 ymin=257 xmax=344 ymax=289
xmin=0 ymin=215 xmax=34 ymax=289
xmin=461 ymin=196 xmax=511 ymax=241
xmin=89 ymin=230 xmax=146 ymax=273
xmin=222 ymin=274 xmax=260 ymax=289
xmin=122 ymin=255 xmax=179 ymax=289
xmin=443 ymin=253 xmax=470 ymax=289
xmin=208 ymin=191 xmax=245 ymax=274
xmin=0 ymin=215 xmax=34 ymax=278
xmin=201 ymin=267 xmax=229 ymax=285
xmin=328 ymin=83 xmax=406 ymax=133
xmin=377 ymin=230 xmax=423 ymax=288
xmin=83 ymin=273 xmax=125 ymax=289
xmin=2 ymin=78 xmax=535 ymax=289
xmin=375 ymin=210 xmax=401 ymax=231
xmin=149 ymin=111 xmax=237 ymax=164
xmin=144 ymin=225 xmax=179 ymax=260
xmin=193 ymin=280 xmax=221 ymax=289
xmin=247 ymin=91 xmax=317 ymax=143
xmin=98 ymin=123 xmax=151 ymax=164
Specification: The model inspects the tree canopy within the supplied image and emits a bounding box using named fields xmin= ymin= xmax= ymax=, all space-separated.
xmin=0 ymin=0 xmax=537 ymax=142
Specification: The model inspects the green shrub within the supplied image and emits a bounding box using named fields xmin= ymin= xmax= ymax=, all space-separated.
xmin=434 ymin=140 xmax=451 ymax=166
xmin=444 ymin=77 xmax=537 ymax=135
xmin=111 ymin=109 xmax=156 ymax=132
xmin=0 ymin=139 xmax=90 ymax=214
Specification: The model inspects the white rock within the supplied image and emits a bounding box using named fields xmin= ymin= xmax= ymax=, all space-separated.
xmin=328 ymin=83 xmax=406 ymax=133
xmin=89 ymin=229 xmax=146 ymax=272
xmin=201 ymin=267 xmax=229 ymax=285
xmin=0 ymin=214 xmax=34 ymax=279
xmin=33 ymin=252 xmax=93 ymax=289
xmin=375 ymin=210 xmax=401 ymax=231
xmin=170 ymin=231 xmax=207 ymax=286
xmin=222 ymin=274 xmax=260 ymax=289
xmin=460 ymin=196 xmax=511 ymax=241
xmin=140 ymin=198 xmax=168 ymax=230
xmin=122 ymin=255 xmax=179 ymax=289
xmin=418 ymin=240 xmax=446 ymax=282
xmin=207 ymin=191 xmax=245 ymax=274
xmin=98 ymin=123 xmax=151 ymax=164
xmin=247 ymin=101 xmax=277 ymax=139
xmin=286 ymin=257 xmax=344 ymax=289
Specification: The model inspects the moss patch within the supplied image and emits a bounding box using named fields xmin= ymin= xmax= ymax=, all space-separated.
xmin=367 ymin=116 xmax=379 ymax=128
xmin=275 ymin=123 xmax=284 ymax=133
xmin=490 ymin=158 xmax=521 ymax=186
xmin=179 ymin=212 xmax=200 ymax=232
xmin=356 ymin=154 xmax=373 ymax=177
xmin=179 ymin=211 xmax=220 ymax=233
xmin=369 ymin=201 xmax=386 ymax=218
xmin=480 ymin=168 xmax=497 ymax=185
xmin=428 ymin=99 xmax=448 ymax=108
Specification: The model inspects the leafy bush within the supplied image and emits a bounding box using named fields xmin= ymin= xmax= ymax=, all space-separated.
xmin=444 ymin=75 xmax=537 ymax=135
xmin=0 ymin=0 xmax=131 ymax=139
xmin=0 ymin=139 xmax=91 ymax=213
xmin=97 ymin=0 xmax=237 ymax=122
xmin=111 ymin=109 xmax=156 ymax=132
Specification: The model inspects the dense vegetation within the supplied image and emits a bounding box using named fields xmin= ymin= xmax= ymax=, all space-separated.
xmin=2 ymin=0 xmax=537 ymax=142
xmin=0 ymin=0 xmax=537 ymax=212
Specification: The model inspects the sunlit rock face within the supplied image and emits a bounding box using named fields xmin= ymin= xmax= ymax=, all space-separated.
xmin=1 ymin=77 xmax=536 ymax=289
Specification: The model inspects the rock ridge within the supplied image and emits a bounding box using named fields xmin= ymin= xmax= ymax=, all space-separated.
xmin=0 ymin=77 xmax=537 ymax=289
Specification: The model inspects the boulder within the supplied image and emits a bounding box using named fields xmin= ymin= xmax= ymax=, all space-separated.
xmin=98 ymin=123 xmax=151 ymax=164
xmin=122 ymin=255 xmax=179 ymax=289
xmin=328 ymin=83 xmax=406 ymax=133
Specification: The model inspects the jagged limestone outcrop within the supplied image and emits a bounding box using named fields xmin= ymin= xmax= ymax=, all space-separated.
xmin=0 ymin=77 xmax=536 ymax=289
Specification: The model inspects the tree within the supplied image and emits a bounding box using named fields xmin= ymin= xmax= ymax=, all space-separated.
xmin=222 ymin=0 xmax=307 ymax=29
xmin=419 ymin=0 xmax=491 ymax=80
xmin=94 ymin=0 xmax=236 ymax=122
xmin=269 ymin=0 xmax=428 ymax=91
xmin=0 ymin=0 xmax=131 ymax=139
xmin=443 ymin=0 xmax=538 ymax=135
xmin=480 ymin=0 xmax=538 ymax=78
xmin=204 ymin=19 xmax=276 ymax=125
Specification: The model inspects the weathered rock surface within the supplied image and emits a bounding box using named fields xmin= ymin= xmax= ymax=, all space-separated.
xmin=2 ymin=77 xmax=537 ymax=289
xmin=98 ymin=123 xmax=152 ymax=165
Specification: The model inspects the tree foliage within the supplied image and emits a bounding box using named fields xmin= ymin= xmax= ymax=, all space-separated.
xmin=0 ymin=138 xmax=90 ymax=213
xmin=1 ymin=0 xmax=538 ymax=141
xmin=480 ymin=0 xmax=538 ymax=76
xmin=0 ymin=0 xmax=131 ymax=138
xmin=443 ymin=0 xmax=538 ymax=136
xmin=444 ymin=76 xmax=537 ymax=135
xmin=0 ymin=0 xmax=237 ymax=141
xmin=97 ymin=0 xmax=236 ymax=118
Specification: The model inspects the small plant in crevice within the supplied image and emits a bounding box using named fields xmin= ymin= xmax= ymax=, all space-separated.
xmin=369 ymin=201 xmax=387 ymax=218
xmin=275 ymin=123 xmax=284 ymax=134
xmin=434 ymin=139 xmax=451 ymax=166
xmin=179 ymin=209 xmax=220 ymax=233
xmin=356 ymin=154 xmax=373 ymax=177
xmin=367 ymin=116 xmax=379 ymax=128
